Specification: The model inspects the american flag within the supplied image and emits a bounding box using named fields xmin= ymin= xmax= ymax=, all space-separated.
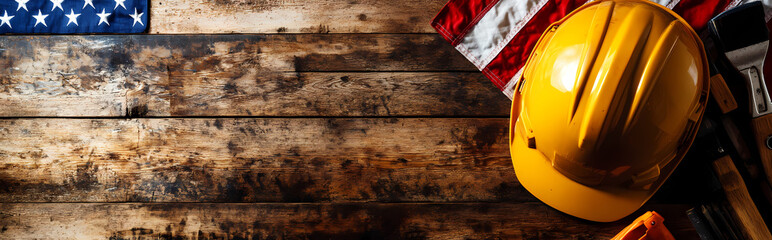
xmin=0 ymin=0 xmax=147 ymax=33
xmin=432 ymin=0 xmax=772 ymax=99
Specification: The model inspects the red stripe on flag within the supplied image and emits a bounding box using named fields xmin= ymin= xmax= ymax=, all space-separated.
xmin=431 ymin=0 xmax=500 ymax=45
xmin=672 ymin=0 xmax=733 ymax=31
xmin=483 ymin=0 xmax=589 ymax=91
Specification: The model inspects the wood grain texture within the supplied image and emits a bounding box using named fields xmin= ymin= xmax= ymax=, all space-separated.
xmin=0 ymin=3 xmax=704 ymax=238
xmin=136 ymin=72 xmax=508 ymax=117
xmin=0 ymin=118 xmax=526 ymax=202
xmin=148 ymin=0 xmax=445 ymax=34
xmin=0 ymin=35 xmax=495 ymax=117
xmin=709 ymin=74 xmax=738 ymax=114
xmin=750 ymin=114 xmax=772 ymax=188
xmin=0 ymin=203 xmax=699 ymax=240
xmin=712 ymin=156 xmax=772 ymax=240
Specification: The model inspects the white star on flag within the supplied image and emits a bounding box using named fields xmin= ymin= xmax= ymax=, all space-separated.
xmin=0 ymin=0 xmax=148 ymax=33
xmin=65 ymin=9 xmax=80 ymax=26
xmin=97 ymin=8 xmax=110 ymax=26
xmin=32 ymin=10 xmax=47 ymax=27
xmin=114 ymin=0 xmax=127 ymax=10
xmin=83 ymin=0 xmax=95 ymax=9
xmin=0 ymin=10 xmax=13 ymax=28
xmin=50 ymin=0 xmax=64 ymax=11
xmin=130 ymin=8 xmax=143 ymax=27
xmin=14 ymin=0 xmax=29 ymax=11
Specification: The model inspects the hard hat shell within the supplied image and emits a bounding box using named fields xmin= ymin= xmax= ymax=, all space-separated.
xmin=509 ymin=0 xmax=709 ymax=222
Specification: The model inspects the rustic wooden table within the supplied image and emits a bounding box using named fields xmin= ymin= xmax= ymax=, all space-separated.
xmin=0 ymin=0 xmax=699 ymax=239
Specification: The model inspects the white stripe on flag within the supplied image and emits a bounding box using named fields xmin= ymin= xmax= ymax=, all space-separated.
xmin=502 ymin=68 xmax=523 ymax=100
xmin=662 ymin=0 xmax=680 ymax=9
xmin=456 ymin=0 xmax=549 ymax=70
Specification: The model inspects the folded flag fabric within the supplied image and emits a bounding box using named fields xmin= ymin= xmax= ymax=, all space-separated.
xmin=431 ymin=0 xmax=772 ymax=99
xmin=0 ymin=0 xmax=147 ymax=33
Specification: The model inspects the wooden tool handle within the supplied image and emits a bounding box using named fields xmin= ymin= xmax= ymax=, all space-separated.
xmin=709 ymin=74 xmax=738 ymax=114
xmin=712 ymin=156 xmax=772 ymax=240
xmin=751 ymin=114 xmax=772 ymax=187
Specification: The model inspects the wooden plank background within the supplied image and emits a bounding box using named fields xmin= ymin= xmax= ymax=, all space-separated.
xmin=147 ymin=0 xmax=446 ymax=33
xmin=0 ymin=203 xmax=697 ymax=239
xmin=0 ymin=0 xmax=700 ymax=239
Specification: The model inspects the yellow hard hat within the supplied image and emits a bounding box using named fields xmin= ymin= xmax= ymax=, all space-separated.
xmin=509 ymin=0 xmax=709 ymax=222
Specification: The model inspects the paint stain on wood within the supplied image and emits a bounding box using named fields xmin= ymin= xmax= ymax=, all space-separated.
xmin=128 ymin=105 xmax=149 ymax=118
xmin=73 ymin=161 xmax=99 ymax=190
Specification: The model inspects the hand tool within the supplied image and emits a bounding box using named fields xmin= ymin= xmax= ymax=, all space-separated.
xmin=701 ymin=31 xmax=738 ymax=114
xmin=708 ymin=1 xmax=772 ymax=188
xmin=687 ymin=207 xmax=718 ymax=240
xmin=688 ymin=116 xmax=772 ymax=240
xmin=712 ymin=155 xmax=772 ymax=239
xmin=611 ymin=211 xmax=675 ymax=240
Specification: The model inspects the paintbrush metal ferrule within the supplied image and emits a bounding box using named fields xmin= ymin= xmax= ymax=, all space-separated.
xmin=724 ymin=41 xmax=771 ymax=117
xmin=724 ymin=41 xmax=769 ymax=70
xmin=709 ymin=1 xmax=771 ymax=118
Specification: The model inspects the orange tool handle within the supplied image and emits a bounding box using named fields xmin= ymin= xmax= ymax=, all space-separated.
xmin=611 ymin=211 xmax=674 ymax=240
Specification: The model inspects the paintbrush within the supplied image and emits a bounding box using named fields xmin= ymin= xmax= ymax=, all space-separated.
xmin=709 ymin=1 xmax=772 ymax=190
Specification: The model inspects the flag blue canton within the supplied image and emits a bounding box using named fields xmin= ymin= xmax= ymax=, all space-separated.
xmin=0 ymin=0 xmax=147 ymax=33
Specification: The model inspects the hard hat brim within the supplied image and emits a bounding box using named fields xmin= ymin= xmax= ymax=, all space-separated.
xmin=510 ymin=133 xmax=654 ymax=222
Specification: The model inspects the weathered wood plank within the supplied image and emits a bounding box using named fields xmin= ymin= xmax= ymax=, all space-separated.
xmin=0 ymin=35 xmax=494 ymax=117
xmin=0 ymin=118 xmax=525 ymax=202
xmin=133 ymin=72 xmax=508 ymax=117
xmin=0 ymin=203 xmax=698 ymax=239
xmin=149 ymin=0 xmax=445 ymax=33
xmin=0 ymin=34 xmax=475 ymax=74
